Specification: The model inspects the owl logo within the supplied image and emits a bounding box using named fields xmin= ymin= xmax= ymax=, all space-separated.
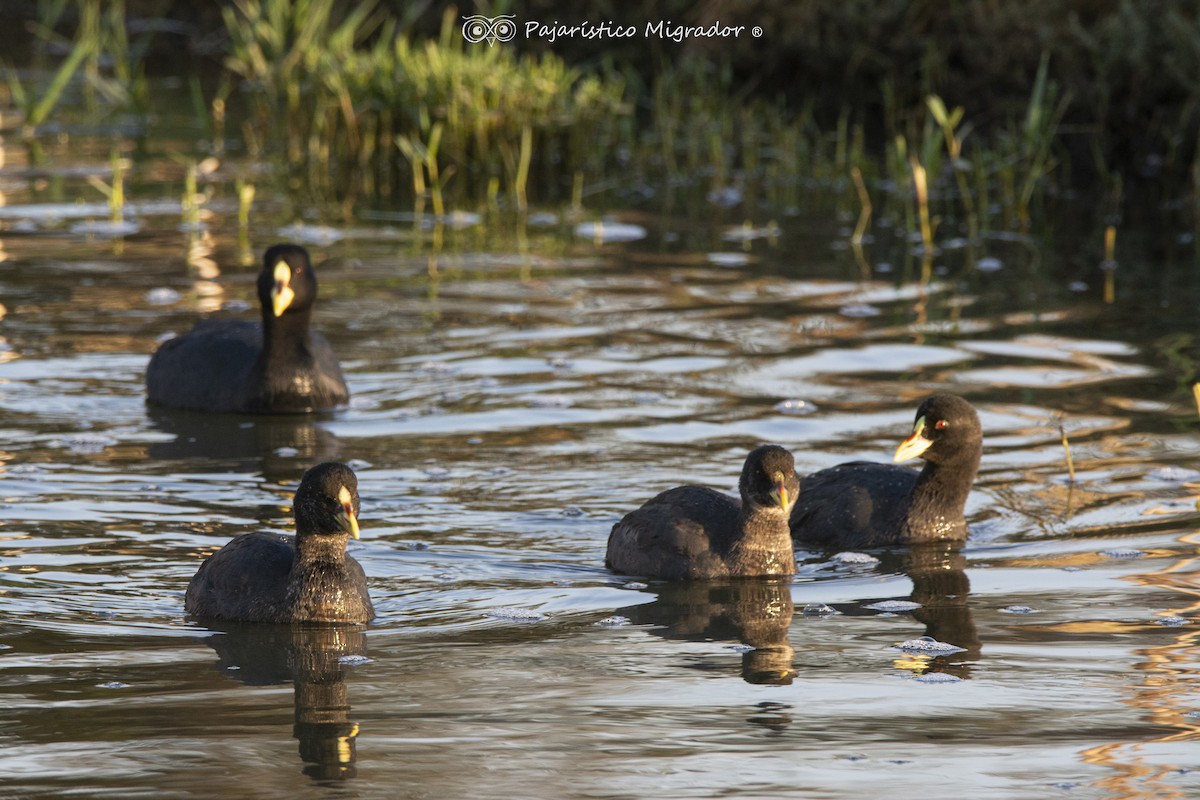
xmin=461 ymin=15 xmax=517 ymax=46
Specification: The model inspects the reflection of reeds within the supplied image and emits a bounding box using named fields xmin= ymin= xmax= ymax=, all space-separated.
xmin=1059 ymin=424 xmax=1077 ymax=484
xmin=1102 ymin=224 xmax=1117 ymax=304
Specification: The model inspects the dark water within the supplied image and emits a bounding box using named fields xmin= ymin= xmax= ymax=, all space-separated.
xmin=3 ymin=134 xmax=1200 ymax=799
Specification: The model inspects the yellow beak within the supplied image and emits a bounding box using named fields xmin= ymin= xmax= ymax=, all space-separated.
xmin=894 ymin=415 xmax=934 ymax=462
xmin=340 ymin=506 xmax=360 ymax=539
xmin=776 ymin=482 xmax=789 ymax=510
xmin=337 ymin=485 xmax=360 ymax=539
xmin=271 ymin=262 xmax=295 ymax=317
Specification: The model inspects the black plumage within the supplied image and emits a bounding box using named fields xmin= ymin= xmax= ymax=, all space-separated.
xmin=146 ymin=244 xmax=349 ymax=414
xmin=606 ymin=445 xmax=801 ymax=580
xmin=789 ymin=394 xmax=982 ymax=548
xmin=185 ymin=462 xmax=374 ymax=624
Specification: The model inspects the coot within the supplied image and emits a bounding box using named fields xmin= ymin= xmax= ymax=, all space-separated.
xmin=789 ymin=394 xmax=982 ymax=548
xmin=184 ymin=462 xmax=374 ymax=623
xmin=146 ymin=244 xmax=349 ymax=413
xmin=606 ymin=445 xmax=801 ymax=580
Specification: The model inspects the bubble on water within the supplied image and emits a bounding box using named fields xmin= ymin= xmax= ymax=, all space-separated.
xmin=71 ymin=219 xmax=140 ymax=237
xmin=97 ymin=681 xmax=130 ymax=689
xmin=802 ymin=603 xmax=838 ymax=617
xmin=707 ymin=252 xmax=750 ymax=268
xmin=632 ymin=391 xmax=665 ymax=405
xmin=337 ymin=654 xmax=372 ymax=666
xmin=1000 ymin=605 xmax=1038 ymax=614
xmin=1147 ymin=466 xmax=1200 ymax=483
xmin=775 ymin=399 xmax=818 ymax=416
xmin=442 ymin=211 xmax=482 ymax=229
xmin=419 ymin=361 xmax=457 ymax=374
xmin=225 ymin=665 xmax=241 ymax=671
xmin=50 ymin=433 xmax=117 ymax=454
xmin=345 ymin=459 xmax=372 ymax=471
xmin=485 ymin=607 xmax=547 ymax=623
xmin=1158 ymin=616 xmax=1187 ymax=627
xmin=976 ymin=256 xmax=1004 ymax=273
xmin=145 ymin=287 xmax=180 ymax=305
xmin=423 ymin=466 xmax=450 ymax=479
xmin=865 ymin=600 xmax=921 ymax=612
xmin=832 ymin=551 xmax=879 ymax=566
xmin=727 ymin=643 xmax=756 ymax=653
xmin=273 ymin=447 xmax=299 ymax=458
xmin=530 ymin=395 xmax=572 ymax=408
xmin=914 ymin=672 xmax=962 ymax=684
xmin=561 ymin=507 xmax=584 ymax=517
xmin=277 ymin=223 xmax=344 ymax=244
xmin=528 ymin=212 xmax=558 ymax=227
xmin=894 ymin=636 xmax=967 ymax=655
xmin=839 ymin=303 xmax=881 ymax=318
xmin=1184 ymin=710 xmax=1200 ymax=719
xmin=1101 ymin=548 xmax=1146 ymax=559
xmin=573 ymin=221 xmax=647 ymax=243
xmin=622 ymin=581 xmax=648 ymax=590
xmin=594 ymin=616 xmax=631 ymax=628
xmin=706 ymin=186 xmax=742 ymax=207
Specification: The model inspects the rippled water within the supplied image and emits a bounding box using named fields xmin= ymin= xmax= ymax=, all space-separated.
xmin=3 ymin=142 xmax=1200 ymax=798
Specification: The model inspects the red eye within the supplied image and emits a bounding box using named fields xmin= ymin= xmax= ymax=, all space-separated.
xmin=935 ymin=419 xmax=949 ymax=430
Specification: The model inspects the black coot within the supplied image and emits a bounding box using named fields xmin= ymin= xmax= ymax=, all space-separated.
xmin=184 ymin=462 xmax=374 ymax=624
xmin=146 ymin=244 xmax=349 ymax=414
xmin=789 ymin=394 xmax=982 ymax=548
xmin=606 ymin=445 xmax=801 ymax=580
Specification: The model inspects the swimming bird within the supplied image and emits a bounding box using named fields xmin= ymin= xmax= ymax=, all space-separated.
xmin=789 ymin=394 xmax=982 ymax=548
xmin=146 ymin=244 xmax=349 ymax=413
xmin=606 ymin=445 xmax=801 ymax=580
xmin=184 ymin=462 xmax=373 ymax=624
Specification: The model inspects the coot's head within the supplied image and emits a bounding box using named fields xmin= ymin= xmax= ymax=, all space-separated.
xmin=894 ymin=395 xmax=982 ymax=466
xmin=739 ymin=444 xmax=801 ymax=514
xmin=293 ymin=462 xmax=360 ymax=538
xmin=258 ymin=244 xmax=317 ymax=319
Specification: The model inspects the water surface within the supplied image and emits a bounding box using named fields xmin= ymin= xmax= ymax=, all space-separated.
xmin=2 ymin=139 xmax=1200 ymax=799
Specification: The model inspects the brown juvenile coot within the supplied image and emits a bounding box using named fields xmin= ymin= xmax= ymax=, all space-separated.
xmin=146 ymin=244 xmax=349 ymax=414
xmin=606 ymin=445 xmax=801 ymax=580
xmin=789 ymin=394 xmax=982 ymax=548
xmin=184 ymin=462 xmax=374 ymax=624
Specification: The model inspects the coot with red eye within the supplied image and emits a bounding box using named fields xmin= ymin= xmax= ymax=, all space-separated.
xmin=146 ymin=244 xmax=349 ymax=414
xmin=606 ymin=445 xmax=802 ymax=580
xmin=185 ymin=462 xmax=373 ymax=623
xmin=789 ymin=395 xmax=982 ymax=548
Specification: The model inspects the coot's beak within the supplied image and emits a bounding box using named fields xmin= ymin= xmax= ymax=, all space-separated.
xmin=337 ymin=485 xmax=360 ymax=539
xmin=894 ymin=415 xmax=934 ymax=462
xmin=770 ymin=474 xmax=790 ymax=510
xmin=271 ymin=261 xmax=295 ymax=317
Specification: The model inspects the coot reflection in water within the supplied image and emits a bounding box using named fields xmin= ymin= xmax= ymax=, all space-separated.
xmin=202 ymin=624 xmax=368 ymax=780
xmin=838 ymin=542 xmax=980 ymax=680
xmin=617 ymin=579 xmax=796 ymax=685
xmin=146 ymin=405 xmax=343 ymax=479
